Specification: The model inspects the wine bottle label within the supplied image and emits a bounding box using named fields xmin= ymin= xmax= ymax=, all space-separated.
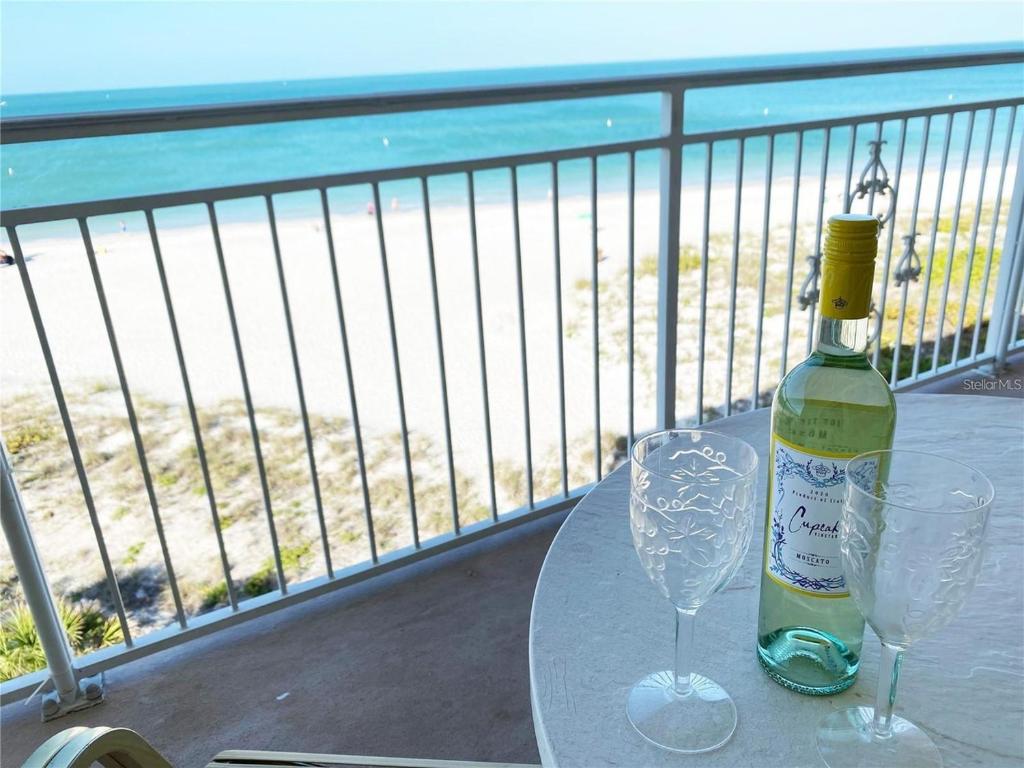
xmin=764 ymin=435 xmax=874 ymax=598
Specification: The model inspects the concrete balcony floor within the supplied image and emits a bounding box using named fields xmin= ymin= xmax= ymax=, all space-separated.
xmin=3 ymin=354 xmax=1021 ymax=767
xmin=2 ymin=514 xmax=563 ymax=767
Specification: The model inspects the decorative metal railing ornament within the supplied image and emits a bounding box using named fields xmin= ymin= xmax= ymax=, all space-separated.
xmin=893 ymin=233 xmax=923 ymax=286
xmin=797 ymin=253 xmax=821 ymax=310
xmin=804 ymin=139 xmax=899 ymax=315
xmin=848 ymin=139 xmax=897 ymax=227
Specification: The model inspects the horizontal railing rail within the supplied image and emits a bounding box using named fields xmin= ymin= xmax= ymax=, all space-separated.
xmin=3 ymin=47 xmax=1022 ymax=143
xmin=2 ymin=47 xmax=1023 ymax=708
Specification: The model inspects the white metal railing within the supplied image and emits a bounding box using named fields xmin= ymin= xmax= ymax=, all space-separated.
xmin=1 ymin=47 xmax=1023 ymax=709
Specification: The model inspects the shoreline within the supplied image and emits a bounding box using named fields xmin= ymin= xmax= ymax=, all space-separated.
xmin=3 ymin=161 xmax=1005 ymax=248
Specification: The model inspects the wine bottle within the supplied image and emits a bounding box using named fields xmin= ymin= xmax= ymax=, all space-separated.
xmin=756 ymin=213 xmax=896 ymax=695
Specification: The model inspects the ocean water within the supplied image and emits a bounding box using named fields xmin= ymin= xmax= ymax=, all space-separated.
xmin=1 ymin=44 xmax=1021 ymax=233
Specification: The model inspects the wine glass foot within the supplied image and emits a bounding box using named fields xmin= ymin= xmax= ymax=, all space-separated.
xmin=816 ymin=707 xmax=942 ymax=768
xmin=626 ymin=670 xmax=737 ymax=754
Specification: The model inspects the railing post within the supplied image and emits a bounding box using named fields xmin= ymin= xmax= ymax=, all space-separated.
xmin=987 ymin=129 xmax=1024 ymax=370
xmin=0 ymin=445 xmax=103 ymax=719
xmin=656 ymin=90 xmax=683 ymax=430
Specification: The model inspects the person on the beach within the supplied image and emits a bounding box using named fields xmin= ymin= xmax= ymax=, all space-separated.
xmin=0 ymin=248 xmax=13 ymax=266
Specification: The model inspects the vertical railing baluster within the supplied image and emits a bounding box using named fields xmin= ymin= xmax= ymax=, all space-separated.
xmin=1012 ymin=273 xmax=1024 ymax=344
xmin=725 ymin=138 xmax=745 ymax=417
xmin=911 ymin=113 xmax=955 ymax=379
xmin=996 ymin=226 xmax=1024 ymax=359
xmin=509 ymin=167 xmax=534 ymax=508
xmin=208 ymin=202 xmax=286 ymax=592
xmin=420 ymin=178 xmax=460 ymax=534
xmin=952 ymin=110 xmax=995 ymax=367
xmin=891 ymin=116 xmax=932 ymax=386
xmin=626 ymin=152 xmax=636 ymax=449
xmin=589 ymin=155 xmax=602 ymax=479
xmin=842 ymin=124 xmax=859 ymax=213
xmin=1 ymin=444 xmax=84 ymax=708
xmin=780 ymin=131 xmax=803 ymax=379
xmin=752 ymin=135 xmax=774 ymax=409
xmin=872 ymin=119 xmax=908 ymax=370
xmin=6 ymin=226 xmax=132 ymax=645
xmin=930 ymin=111 xmax=976 ymax=372
xmin=319 ymin=189 xmax=377 ymax=563
xmin=265 ymin=197 xmax=333 ymax=576
xmin=989 ymin=124 xmax=1024 ymax=370
xmin=972 ymin=107 xmax=1017 ymax=360
xmin=656 ymin=90 xmax=683 ymax=430
xmin=550 ymin=162 xmax=569 ymax=496
xmin=466 ymin=173 xmax=498 ymax=520
xmin=79 ymin=218 xmax=186 ymax=628
xmin=696 ymin=143 xmax=712 ymax=426
xmin=808 ymin=127 xmax=832 ymax=355
xmin=146 ymin=210 xmax=237 ymax=609
xmin=371 ymin=184 xmax=419 ymax=547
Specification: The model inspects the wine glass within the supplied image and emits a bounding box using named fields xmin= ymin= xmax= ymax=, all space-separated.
xmin=628 ymin=429 xmax=758 ymax=753
xmin=817 ymin=449 xmax=994 ymax=768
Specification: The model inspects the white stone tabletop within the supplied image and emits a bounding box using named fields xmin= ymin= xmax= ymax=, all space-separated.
xmin=529 ymin=394 xmax=1024 ymax=767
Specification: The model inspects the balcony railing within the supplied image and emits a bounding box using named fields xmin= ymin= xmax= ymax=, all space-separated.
xmin=2 ymin=47 xmax=1023 ymax=710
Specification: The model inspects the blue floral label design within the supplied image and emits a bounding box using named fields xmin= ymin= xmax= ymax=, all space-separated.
xmin=766 ymin=438 xmax=870 ymax=597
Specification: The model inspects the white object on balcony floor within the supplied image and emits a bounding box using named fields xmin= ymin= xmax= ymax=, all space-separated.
xmin=529 ymin=393 xmax=1024 ymax=768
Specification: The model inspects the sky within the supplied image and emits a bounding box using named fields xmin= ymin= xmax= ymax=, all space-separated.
xmin=1 ymin=0 xmax=1022 ymax=94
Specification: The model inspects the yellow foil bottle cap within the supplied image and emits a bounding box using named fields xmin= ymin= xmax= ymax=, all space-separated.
xmin=821 ymin=213 xmax=878 ymax=319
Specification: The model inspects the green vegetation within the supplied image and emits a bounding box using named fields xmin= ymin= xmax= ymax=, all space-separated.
xmin=495 ymin=431 xmax=621 ymax=505
xmin=280 ymin=543 xmax=311 ymax=572
xmin=199 ymin=581 xmax=230 ymax=612
xmin=2 ymin=377 xmax=617 ymax=644
xmin=5 ymin=423 xmax=55 ymax=455
xmin=0 ymin=600 xmax=123 ymax=682
xmin=154 ymin=471 xmax=179 ymax=488
xmin=242 ymin=563 xmax=277 ymax=598
xmin=122 ymin=541 xmax=145 ymax=567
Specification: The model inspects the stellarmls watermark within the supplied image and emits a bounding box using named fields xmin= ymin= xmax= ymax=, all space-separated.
xmin=962 ymin=377 xmax=1024 ymax=392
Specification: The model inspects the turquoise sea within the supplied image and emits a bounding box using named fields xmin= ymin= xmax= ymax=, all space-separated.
xmin=1 ymin=44 xmax=1022 ymax=232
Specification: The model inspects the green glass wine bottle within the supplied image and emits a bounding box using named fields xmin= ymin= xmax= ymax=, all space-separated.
xmin=756 ymin=213 xmax=896 ymax=695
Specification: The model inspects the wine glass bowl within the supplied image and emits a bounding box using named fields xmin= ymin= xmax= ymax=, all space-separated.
xmin=841 ymin=451 xmax=992 ymax=648
xmin=630 ymin=431 xmax=757 ymax=608
xmin=628 ymin=429 xmax=758 ymax=754
xmin=817 ymin=450 xmax=994 ymax=768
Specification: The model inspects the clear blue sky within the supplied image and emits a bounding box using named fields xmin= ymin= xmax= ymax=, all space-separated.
xmin=2 ymin=1 xmax=1022 ymax=94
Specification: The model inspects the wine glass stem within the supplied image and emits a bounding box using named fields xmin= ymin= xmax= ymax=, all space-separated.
xmin=872 ymin=641 xmax=905 ymax=739
xmin=674 ymin=607 xmax=696 ymax=697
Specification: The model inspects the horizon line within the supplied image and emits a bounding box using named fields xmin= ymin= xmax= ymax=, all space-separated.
xmin=2 ymin=39 xmax=1021 ymax=99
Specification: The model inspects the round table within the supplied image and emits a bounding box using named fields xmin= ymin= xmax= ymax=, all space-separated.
xmin=530 ymin=394 xmax=1024 ymax=767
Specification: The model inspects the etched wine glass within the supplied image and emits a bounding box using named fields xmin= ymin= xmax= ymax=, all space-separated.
xmin=817 ymin=450 xmax=994 ymax=768
xmin=628 ymin=429 xmax=758 ymax=753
